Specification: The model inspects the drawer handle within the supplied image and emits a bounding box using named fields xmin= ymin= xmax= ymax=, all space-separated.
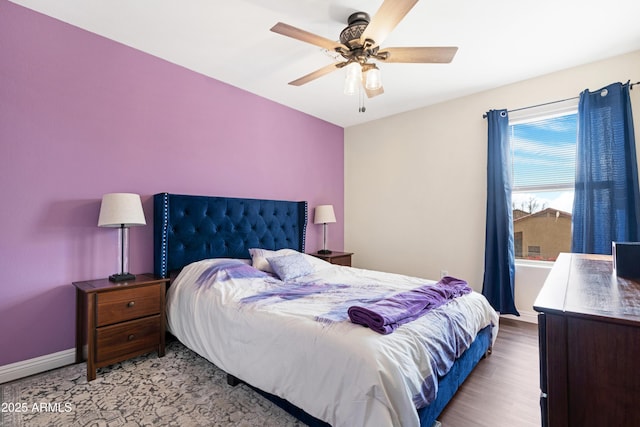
xmin=128 ymin=334 xmax=135 ymax=341
xmin=127 ymin=301 xmax=135 ymax=308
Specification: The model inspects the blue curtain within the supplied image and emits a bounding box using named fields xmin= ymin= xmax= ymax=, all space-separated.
xmin=572 ymin=82 xmax=640 ymax=254
xmin=482 ymin=109 xmax=519 ymax=315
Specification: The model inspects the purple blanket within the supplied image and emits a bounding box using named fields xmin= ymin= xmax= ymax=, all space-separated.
xmin=347 ymin=276 xmax=472 ymax=334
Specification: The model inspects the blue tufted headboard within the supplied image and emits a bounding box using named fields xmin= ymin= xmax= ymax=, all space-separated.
xmin=153 ymin=193 xmax=308 ymax=278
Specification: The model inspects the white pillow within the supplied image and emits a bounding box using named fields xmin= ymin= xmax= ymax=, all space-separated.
xmin=267 ymin=253 xmax=314 ymax=281
xmin=300 ymin=253 xmax=333 ymax=271
xmin=248 ymin=248 xmax=297 ymax=273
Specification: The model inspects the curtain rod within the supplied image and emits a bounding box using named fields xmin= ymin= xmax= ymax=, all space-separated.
xmin=482 ymin=80 xmax=640 ymax=119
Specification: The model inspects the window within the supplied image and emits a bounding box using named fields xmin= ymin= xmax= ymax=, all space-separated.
xmin=509 ymin=100 xmax=578 ymax=261
xmin=527 ymin=246 xmax=541 ymax=257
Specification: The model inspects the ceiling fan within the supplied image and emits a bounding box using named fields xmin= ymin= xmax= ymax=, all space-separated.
xmin=270 ymin=0 xmax=458 ymax=99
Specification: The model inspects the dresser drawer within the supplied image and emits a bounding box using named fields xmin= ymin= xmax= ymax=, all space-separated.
xmin=95 ymin=315 xmax=160 ymax=364
xmin=96 ymin=285 xmax=161 ymax=326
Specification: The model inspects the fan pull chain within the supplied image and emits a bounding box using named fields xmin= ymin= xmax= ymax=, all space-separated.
xmin=358 ymin=86 xmax=366 ymax=113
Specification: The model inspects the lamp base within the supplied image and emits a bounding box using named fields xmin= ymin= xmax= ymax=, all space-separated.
xmin=317 ymin=249 xmax=332 ymax=255
xmin=108 ymin=273 xmax=136 ymax=282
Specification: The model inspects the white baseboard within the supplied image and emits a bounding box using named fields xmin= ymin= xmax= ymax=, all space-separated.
xmin=501 ymin=310 xmax=538 ymax=324
xmin=0 ymin=348 xmax=76 ymax=384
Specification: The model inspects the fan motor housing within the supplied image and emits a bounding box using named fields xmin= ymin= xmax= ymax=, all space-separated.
xmin=340 ymin=12 xmax=370 ymax=47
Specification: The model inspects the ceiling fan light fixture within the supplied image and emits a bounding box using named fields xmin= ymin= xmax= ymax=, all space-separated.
xmin=365 ymin=65 xmax=382 ymax=90
xmin=345 ymin=61 xmax=362 ymax=79
xmin=344 ymin=62 xmax=362 ymax=95
xmin=344 ymin=76 xmax=359 ymax=96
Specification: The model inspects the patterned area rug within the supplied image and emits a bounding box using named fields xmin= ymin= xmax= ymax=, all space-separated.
xmin=0 ymin=341 xmax=304 ymax=427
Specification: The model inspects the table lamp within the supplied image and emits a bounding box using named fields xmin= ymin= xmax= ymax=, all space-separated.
xmin=314 ymin=205 xmax=336 ymax=254
xmin=98 ymin=193 xmax=146 ymax=282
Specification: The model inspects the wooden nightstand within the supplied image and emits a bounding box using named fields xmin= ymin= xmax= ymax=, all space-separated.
xmin=309 ymin=251 xmax=353 ymax=266
xmin=74 ymin=274 xmax=169 ymax=381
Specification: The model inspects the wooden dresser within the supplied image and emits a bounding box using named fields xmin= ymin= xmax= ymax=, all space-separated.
xmin=74 ymin=274 xmax=169 ymax=381
xmin=534 ymin=253 xmax=640 ymax=426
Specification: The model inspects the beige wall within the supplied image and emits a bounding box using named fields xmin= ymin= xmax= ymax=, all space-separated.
xmin=345 ymin=50 xmax=640 ymax=303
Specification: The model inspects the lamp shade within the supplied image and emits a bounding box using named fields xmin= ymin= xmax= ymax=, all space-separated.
xmin=314 ymin=205 xmax=336 ymax=224
xmin=98 ymin=193 xmax=146 ymax=227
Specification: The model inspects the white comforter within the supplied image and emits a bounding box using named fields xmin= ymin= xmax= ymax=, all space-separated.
xmin=166 ymin=256 xmax=498 ymax=427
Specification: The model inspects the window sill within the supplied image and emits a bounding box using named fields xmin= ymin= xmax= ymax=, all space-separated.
xmin=515 ymin=259 xmax=555 ymax=269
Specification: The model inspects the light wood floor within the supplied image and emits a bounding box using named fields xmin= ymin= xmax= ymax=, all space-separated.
xmin=438 ymin=317 xmax=541 ymax=427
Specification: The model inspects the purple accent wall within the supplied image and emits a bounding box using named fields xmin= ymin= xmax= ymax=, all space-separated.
xmin=0 ymin=1 xmax=344 ymax=367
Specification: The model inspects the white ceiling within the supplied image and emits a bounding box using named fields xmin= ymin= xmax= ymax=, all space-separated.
xmin=10 ymin=0 xmax=640 ymax=127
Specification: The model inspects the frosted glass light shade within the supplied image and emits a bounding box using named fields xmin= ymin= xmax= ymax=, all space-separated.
xmin=98 ymin=193 xmax=146 ymax=227
xmin=365 ymin=66 xmax=382 ymax=90
xmin=344 ymin=76 xmax=359 ymax=96
xmin=314 ymin=205 xmax=336 ymax=224
xmin=343 ymin=62 xmax=362 ymax=96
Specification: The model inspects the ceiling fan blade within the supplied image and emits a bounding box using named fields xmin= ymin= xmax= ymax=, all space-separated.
xmin=365 ymin=85 xmax=384 ymax=98
xmin=360 ymin=0 xmax=418 ymax=46
xmin=288 ymin=62 xmax=343 ymax=86
xmin=378 ymin=46 xmax=458 ymax=63
xmin=271 ymin=22 xmax=344 ymax=51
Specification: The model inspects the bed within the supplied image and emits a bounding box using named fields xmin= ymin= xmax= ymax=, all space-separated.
xmin=153 ymin=193 xmax=498 ymax=427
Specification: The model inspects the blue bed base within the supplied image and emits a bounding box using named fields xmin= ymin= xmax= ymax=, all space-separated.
xmin=418 ymin=324 xmax=492 ymax=425
xmin=153 ymin=193 xmax=493 ymax=426
xmin=245 ymin=324 xmax=492 ymax=427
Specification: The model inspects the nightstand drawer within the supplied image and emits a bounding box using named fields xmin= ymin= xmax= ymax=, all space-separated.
xmin=328 ymin=255 xmax=351 ymax=266
xmin=96 ymin=285 xmax=161 ymax=326
xmin=95 ymin=315 xmax=161 ymax=364
xmin=309 ymin=251 xmax=353 ymax=267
